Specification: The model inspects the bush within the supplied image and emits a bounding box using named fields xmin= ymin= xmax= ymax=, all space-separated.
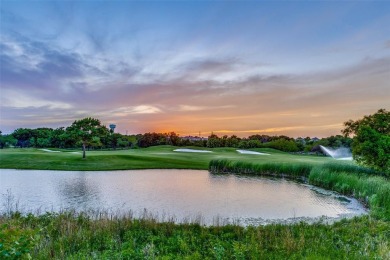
xmin=265 ymin=139 xmax=299 ymax=152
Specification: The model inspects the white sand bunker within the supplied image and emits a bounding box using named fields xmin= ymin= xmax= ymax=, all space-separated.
xmin=236 ymin=150 xmax=270 ymax=155
xmin=336 ymin=157 xmax=353 ymax=161
xmin=39 ymin=149 xmax=80 ymax=154
xmin=39 ymin=149 xmax=61 ymax=153
xmin=174 ymin=149 xmax=212 ymax=153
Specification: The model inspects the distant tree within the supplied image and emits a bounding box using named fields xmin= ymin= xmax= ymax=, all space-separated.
xmin=325 ymin=135 xmax=352 ymax=148
xmin=108 ymin=133 xmax=123 ymax=150
xmin=277 ymin=135 xmax=294 ymax=141
xmin=260 ymin=135 xmax=272 ymax=143
xmin=247 ymin=139 xmax=262 ymax=148
xmin=167 ymin=132 xmax=180 ymax=146
xmin=12 ymin=128 xmax=34 ymax=147
xmin=266 ymin=138 xmax=299 ymax=152
xmin=295 ymin=138 xmax=305 ymax=151
xmin=304 ymin=137 xmax=313 ymax=145
xmin=238 ymin=140 xmax=249 ymax=149
xmin=225 ymin=135 xmax=240 ymax=147
xmin=124 ymin=135 xmax=138 ymax=148
xmin=248 ymin=134 xmax=261 ymax=141
xmin=90 ymin=136 xmax=103 ymax=149
xmin=343 ymin=109 xmax=390 ymax=174
xmin=137 ymin=133 xmax=162 ymax=147
xmin=220 ymin=135 xmax=228 ymax=147
xmin=30 ymin=128 xmax=53 ymax=147
xmin=207 ymin=134 xmax=222 ymax=148
xmin=0 ymin=133 xmax=17 ymax=149
xmin=50 ymin=127 xmax=69 ymax=148
xmin=36 ymin=137 xmax=51 ymax=148
xmin=117 ymin=138 xmax=129 ymax=148
xmin=66 ymin=118 xmax=109 ymax=159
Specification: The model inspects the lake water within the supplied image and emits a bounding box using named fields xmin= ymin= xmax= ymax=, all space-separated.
xmin=0 ymin=169 xmax=367 ymax=225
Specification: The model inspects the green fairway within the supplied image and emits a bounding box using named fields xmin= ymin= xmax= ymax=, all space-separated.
xmin=0 ymin=146 xmax=337 ymax=171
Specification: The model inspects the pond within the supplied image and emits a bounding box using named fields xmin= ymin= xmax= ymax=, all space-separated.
xmin=0 ymin=169 xmax=367 ymax=225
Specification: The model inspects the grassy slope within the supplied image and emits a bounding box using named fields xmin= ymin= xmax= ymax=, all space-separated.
xmin=0 ymin=146 xmax=334 ymax=171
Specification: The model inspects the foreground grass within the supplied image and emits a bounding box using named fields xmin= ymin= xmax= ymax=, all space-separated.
xmin=1 ymin=213 xmax=389 ymax=259
xmin=0 ymin=146 xmax=331 ymax=171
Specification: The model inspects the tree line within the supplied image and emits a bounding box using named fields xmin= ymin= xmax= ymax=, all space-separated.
xmin=0 ymin=118 xmax=135 ymax=153
xmin=0 ymin=109 xmax=388 ymax=172
xmin=0 ymin=119 xmax=351 ymax=154
xmin=203 ymin=134 xmax=351 ymax=153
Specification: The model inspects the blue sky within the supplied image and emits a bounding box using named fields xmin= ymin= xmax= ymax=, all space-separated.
xmin=1 ymin=1 xmax=389 ymax=136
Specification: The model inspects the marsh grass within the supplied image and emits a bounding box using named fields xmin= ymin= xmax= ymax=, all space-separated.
xmin=1 ymin=210 xmax=389 ymax=259
xmin=309 ymin=167 xmax=390 ymax=220
xmin=321 ymin=162 xmax=386 ymax=177
xmin=209 ymin=159 xmax=312 ymax=179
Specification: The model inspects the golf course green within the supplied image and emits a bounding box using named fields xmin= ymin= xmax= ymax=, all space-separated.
xmin=0 ymin=146 xmax=333 ymax=171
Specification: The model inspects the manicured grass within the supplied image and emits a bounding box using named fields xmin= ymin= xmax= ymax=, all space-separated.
xmin=0 ymin=146 xmax=333 ymax=171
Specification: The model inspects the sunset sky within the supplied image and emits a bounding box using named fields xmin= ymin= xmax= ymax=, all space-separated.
xmin=1 ymin=1 xmax=389 ymax=137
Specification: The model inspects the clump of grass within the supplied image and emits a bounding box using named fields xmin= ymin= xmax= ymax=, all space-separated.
xmin=321 ymin=162 xmax=386 ymax=177
xmin=1 ymin=212 xmax=389 ymax=259
xmin=209 ymin=159 xmax=312 ymax=179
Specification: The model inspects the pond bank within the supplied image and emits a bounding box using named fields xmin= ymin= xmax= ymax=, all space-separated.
xmin=209 ymin=159 xmax=390 ymax=220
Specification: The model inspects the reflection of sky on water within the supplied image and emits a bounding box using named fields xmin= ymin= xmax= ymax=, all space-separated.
xmin=0 ymin=169 xmax=367 ymax=225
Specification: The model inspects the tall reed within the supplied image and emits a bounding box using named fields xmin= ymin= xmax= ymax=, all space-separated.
xmin=209 ymin=159 xmax=312 ymax=179
xmin=1 ymin=212 xmax=389 ymax=259
xmin=309 ymin=166 xmax=390 ymax=220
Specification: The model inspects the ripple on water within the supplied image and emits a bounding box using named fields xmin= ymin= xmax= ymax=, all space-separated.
xmin=0 ymin=169 xmax=367 ymax=226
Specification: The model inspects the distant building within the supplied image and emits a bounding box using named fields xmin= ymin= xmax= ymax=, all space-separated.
xmin=181 ymin=136 xmax=208 ymax=141
xmin=311 ymin=137 xmax=320 ymax=142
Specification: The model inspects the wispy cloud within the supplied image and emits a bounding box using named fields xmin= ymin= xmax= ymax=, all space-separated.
xmin=1 ymin=91 xmax=72 ymax=109
xmin=107 ymin=106 xmax=163 ymax=116
xmin=176 ymin=105 xmax=235 ymax=112
xmin=213 ymin=126 xmax=305 ymax=134
xmin=1 ymin=1 xmax=389 ymax=136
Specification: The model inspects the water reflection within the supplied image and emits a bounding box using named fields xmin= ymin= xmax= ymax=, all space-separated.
xmin=0 ymin=169 xmax=367 ymax=225
xmin=56 ymin=172 xmax=101 ymax=209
